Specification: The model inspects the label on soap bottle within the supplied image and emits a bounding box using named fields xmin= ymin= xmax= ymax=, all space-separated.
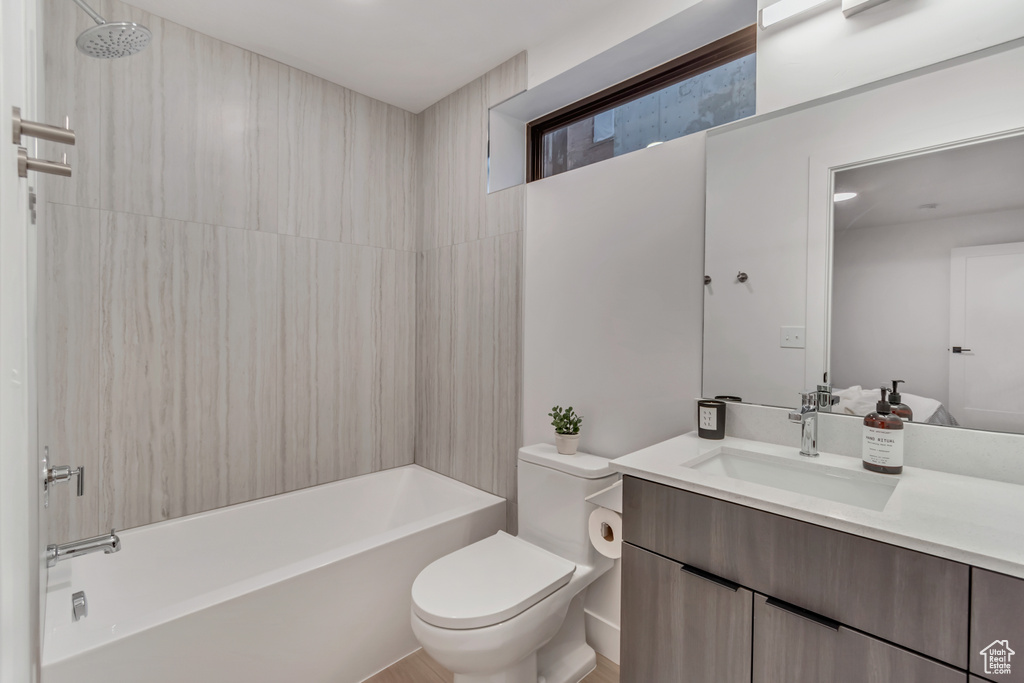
xmin=862 ymin=427 xmax=904 ymax=468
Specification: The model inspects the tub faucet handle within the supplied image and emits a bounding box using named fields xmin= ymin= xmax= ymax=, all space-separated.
xmin=45 ymin=464 xmax=84 ymax=497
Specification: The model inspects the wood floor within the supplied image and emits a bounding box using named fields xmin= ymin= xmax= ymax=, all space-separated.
xmin=364 ymin=649 xmax=619 ymax=683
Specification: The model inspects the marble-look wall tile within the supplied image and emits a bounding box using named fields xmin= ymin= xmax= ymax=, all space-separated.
xmin=41 ymin=0 xmax=516 ymax=539
xmin=418 ymin=96 xmax=451 ymax=252
xmin=378 ymin=249 xmax=418 ymax=469
xmin=279 ymin=67 xmax=419 ymax=250
xmin=40 ymin=0 xmax=102 ymax=209
xmin=484 ymin=52 xmax=528 ymax=109
xmin=417 ymin=246 xmax=456 ymax=474
xmin=415 ymin=55 xmax=527 ymax=508
xmin=449 ymin=76 xmax=487 ymax=246
xmin=507 ymin=501 xmax=518 ymax=536
xmin=419 ymin=54 xmax=528 ymax=251
xmin=97 ymin=212 xmax=279 ymax=534
xmin=99 ymin=0 xmax=278 ymax=232
xmin=39 ymin=204 xmax=102 ymax=544
xmin=280 ymin=236 xmax=415 ymax=491
xmin=416 ymin=232 xmax=522 ymax=501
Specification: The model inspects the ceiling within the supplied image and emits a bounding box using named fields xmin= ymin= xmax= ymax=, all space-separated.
xmin=126 ymin=0 xmax=621 ymax=113
xmin=834 ymin=134 xmax=1024 ymax=232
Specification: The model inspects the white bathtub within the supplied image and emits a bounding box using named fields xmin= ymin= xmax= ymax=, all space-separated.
xmin=42 ymin=465 xmax=505 ymax=683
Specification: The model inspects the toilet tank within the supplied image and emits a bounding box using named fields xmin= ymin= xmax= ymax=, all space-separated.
xmin=517 ymin=444 xmax=619 ymax=567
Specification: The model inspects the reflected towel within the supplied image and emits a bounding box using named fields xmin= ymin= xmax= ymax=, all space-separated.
xmin=834 ymin=385 xmax=943 ymax=423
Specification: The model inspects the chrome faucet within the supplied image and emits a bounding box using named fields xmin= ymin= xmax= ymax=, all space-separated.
xmin=788 ymin=384 xmax=838 ymax=457
xmin=789 ymin=391 xmax=820 ymax=457
xmin=814 ymin=383 xmax=840 ymax=413
xmin=47 ymin=529 xmax=121 ymax=567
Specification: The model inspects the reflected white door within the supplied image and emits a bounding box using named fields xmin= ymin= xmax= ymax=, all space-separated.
xmin=949 ymin=242 xmax=1024 ymax=433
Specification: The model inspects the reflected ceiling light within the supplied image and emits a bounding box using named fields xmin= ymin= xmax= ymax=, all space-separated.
xmin=759 ymin=0 xmax=831 ymax=28
xmin=646 ymin=141 xmax=664 ymax=148
xmin=834 ymin=192 xmax=858 ymax=202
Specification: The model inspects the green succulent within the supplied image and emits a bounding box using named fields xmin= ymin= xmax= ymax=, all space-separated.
xmin=549 ymin=405 xmax=583 ymax=435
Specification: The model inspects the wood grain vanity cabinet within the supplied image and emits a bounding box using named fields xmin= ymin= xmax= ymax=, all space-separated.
xmin=752 ymin=594 xmax=965 ymax=683
xmin=971 ymin=568 xmax=1024 ymax=683
xmin=620 ymin=475 xmax=987 ymax=683
xmin=621 ymin=543 xmax=753 ymax=683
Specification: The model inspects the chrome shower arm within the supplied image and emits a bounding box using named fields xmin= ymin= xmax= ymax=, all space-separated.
xmin=72 ymin=0 xmax=106 ymax=25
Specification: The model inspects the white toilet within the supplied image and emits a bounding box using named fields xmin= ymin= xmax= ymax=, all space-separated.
xmin=410 ymin=444 xmax=618 ymax=683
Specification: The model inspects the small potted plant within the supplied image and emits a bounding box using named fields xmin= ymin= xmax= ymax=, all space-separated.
xmin=549 ymin=405 xmax=584 ymax=455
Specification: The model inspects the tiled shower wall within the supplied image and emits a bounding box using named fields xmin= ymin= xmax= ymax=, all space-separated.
xmin=40 ymin=0 xmax=419 ymax=542
xmin=415 ymin=56 xmax=527 ymax=533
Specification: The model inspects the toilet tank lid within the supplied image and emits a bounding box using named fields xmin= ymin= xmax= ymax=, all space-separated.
xmin=518 ymin=444 xmax=616 ymax=479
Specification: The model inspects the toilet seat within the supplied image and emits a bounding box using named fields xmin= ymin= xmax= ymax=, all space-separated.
xmin=412 ymin=531 xmax=576 ymax=630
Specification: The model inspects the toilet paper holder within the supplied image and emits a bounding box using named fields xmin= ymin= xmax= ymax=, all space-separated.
xmin=584 ymin=479 xmax=622 ymax=513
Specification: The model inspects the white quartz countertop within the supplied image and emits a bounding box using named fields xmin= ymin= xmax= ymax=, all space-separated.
xmin=611 ymin=432 xmax=1024 ymax=580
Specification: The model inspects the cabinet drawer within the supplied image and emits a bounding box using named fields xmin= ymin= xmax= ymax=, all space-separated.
xmin=621 ymin=543 xmax=753 ymax=683
xmin=623 ymin=476 xmax=970 ymax=667
xmin=753 ymin=594 xmax=966 ymax=683
xmin=971 ymin=568 xmax=1024 ymax=683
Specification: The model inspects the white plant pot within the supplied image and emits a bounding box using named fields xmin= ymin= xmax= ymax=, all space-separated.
xmin=554 ymin=433 xmax=580 ymax=455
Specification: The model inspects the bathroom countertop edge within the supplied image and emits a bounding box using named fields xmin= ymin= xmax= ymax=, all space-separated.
xmin=611 ymin=432 xmax=1024 ymax=580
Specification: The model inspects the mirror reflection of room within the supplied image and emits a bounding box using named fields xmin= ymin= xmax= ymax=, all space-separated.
xmin=829 ymin=133 xmax=1024 ymax=433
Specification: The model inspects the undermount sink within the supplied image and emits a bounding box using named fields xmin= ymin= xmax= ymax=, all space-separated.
xmin=684 ymin=447 xmax=899 ymax=512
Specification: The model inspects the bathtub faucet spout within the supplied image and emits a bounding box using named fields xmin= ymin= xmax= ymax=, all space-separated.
xmin=47 ymin=529 xmax=121 ymax=567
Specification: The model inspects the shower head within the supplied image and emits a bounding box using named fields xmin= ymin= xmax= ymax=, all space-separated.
xmin=76 ymin=22 xmax=152 ymax=58
xmin=72 ymin=0 xmax=152 ymax=59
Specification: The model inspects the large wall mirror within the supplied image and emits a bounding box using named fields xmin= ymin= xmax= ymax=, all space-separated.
xmin=828 ymin=133 xmax=1024 ymax=432
xmin=702 ymin=41 xmax=1024 ymax=437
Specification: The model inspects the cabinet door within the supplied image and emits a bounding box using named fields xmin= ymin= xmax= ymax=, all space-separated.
xmin=971 ymin=568 xmax=1024 ymax=683
xmin=753 ymin=593 xmax=841 ymax=683
xmin=621 ymin=543 xmax=753 ymax=683
xmin=753 ymin=594 xmax=966 ymax=683
xmin=624 ymin=476 xmax=970 ymax=667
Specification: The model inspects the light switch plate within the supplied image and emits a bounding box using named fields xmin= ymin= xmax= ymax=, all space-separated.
xmin=780 ymin=326 xmax=805 ymax=349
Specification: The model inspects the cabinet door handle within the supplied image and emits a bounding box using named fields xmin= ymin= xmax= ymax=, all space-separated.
xmin=765 ymin=597 xmax=840 ymax=630
xmin=681 ymin=564 xmax=741 ymax=592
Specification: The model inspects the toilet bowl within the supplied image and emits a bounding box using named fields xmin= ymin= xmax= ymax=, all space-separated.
xmin=410 ymin=445 xmax=618 ymax=683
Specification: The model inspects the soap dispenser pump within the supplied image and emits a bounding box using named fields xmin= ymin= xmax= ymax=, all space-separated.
xmin=888 ymin=380 xmax=913 ymax=422
xmin=862 ymin=387 xmax=904 ymax=475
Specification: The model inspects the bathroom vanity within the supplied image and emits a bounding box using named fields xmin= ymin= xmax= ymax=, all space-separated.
xmin=612 ymin=434 xmax=1024 ymax=683
xmin=664 ymin=35 xmax=1024 ymax=683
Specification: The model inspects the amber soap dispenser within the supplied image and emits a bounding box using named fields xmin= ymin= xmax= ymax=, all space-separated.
xmin=862 ymin=387 xmax=904 ymax=474
xmin=888 ymin=380 xmax=913 ymax=421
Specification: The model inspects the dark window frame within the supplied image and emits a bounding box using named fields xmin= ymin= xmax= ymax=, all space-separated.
xmin=526 ymin=25 xmax=757 ymax=182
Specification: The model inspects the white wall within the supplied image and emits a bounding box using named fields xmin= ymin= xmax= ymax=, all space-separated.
xmin=518 ymin=0 xmax=1024 ymax=666
xmin=524 ymin=131 xmax=707 ymax=661
xmin=526 ymin=0 xmax=702 ymax=89
xmin=524 ymin=134 xmax=705 ymax=457
xmin=756 ymin=0 xmax=1024 ymax=114
xmin=703 ymin=43 xmax=1024 ymax=408
xmin=831 ymin=208 xmax=1024 ymax=406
